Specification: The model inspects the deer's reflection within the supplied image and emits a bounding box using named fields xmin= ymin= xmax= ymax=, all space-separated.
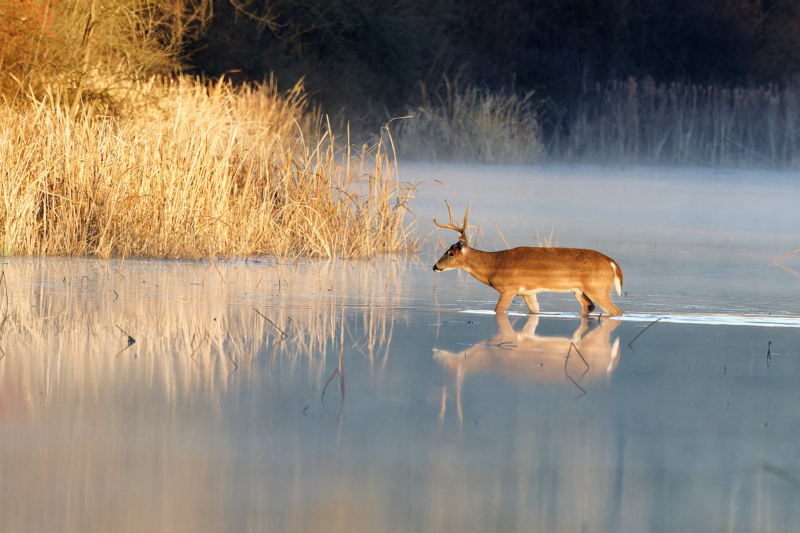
xmin=434 ymin=314 xmax=621 ymax=422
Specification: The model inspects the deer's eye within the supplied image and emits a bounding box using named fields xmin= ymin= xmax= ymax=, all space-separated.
xmin=447 ymin=251 xmax=454 ymax=256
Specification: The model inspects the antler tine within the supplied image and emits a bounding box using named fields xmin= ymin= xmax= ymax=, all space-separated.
xmin=433 ymin=200 xmax=463 ymax=232
xmin=434 ymin=201 xmax=470 ymax=244
xmin=461 ymin=202 xmax=471 ymax=242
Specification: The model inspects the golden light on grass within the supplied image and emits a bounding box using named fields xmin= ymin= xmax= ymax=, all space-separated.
xmin=0 ymin=76 xmax=417 ymax=260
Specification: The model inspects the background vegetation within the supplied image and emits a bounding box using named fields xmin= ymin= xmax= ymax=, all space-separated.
xmin=5 ymin=0 xmax=800 ymax=165
xmin=2 ymin=0 xmax=800 ymax=258
xmin=0 ymin=0 xmax=415 ymax=259
xmin=190 ymin=0 xmax=800 ymax=165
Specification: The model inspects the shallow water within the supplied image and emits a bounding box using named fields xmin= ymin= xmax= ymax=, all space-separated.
xmin=2 ymin=164 xmax=800 ymax=532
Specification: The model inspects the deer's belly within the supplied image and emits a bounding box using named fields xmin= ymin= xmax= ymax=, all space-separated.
xmin=517 ymin=286 xmax=575 ymax=295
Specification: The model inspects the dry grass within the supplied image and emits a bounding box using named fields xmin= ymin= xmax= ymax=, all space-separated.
xmin=0 ymin=76 xmax=417 ymax=260
xmin=396 ymin=77 xmax=800 ymax=168
xmin=559 ymin=77 xmax=800 ymax=167
xmin=396 ymin=81 xmax=543 ymax=164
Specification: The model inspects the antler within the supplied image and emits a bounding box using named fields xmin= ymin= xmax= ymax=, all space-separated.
xmin=434 ymin=201 xmax=471 ymax=243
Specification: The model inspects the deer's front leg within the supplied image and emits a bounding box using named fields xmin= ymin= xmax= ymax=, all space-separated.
xmin=495 ymin=293 xmax=515 ymax=314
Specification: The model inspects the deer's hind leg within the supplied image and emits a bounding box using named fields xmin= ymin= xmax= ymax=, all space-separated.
xmin=522 ymin=294 xmax=540 ymax=314
xmin=572 ymin=289 xmax=596 ymax=316
xmin=583 ymin=290 xmax=621 ymax=316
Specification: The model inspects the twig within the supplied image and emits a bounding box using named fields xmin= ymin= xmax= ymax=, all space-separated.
xmin=767 ymin=340 xmax=771 ymax=370
xmin=114 ymin=325 xmax=136 ymax=357
xmin=567 ymin=374 xmax=586 ymax=397
xmin=771 ymin=261 xmax=800 ymax=277
xmin=627 ymin=318 xmax=661 ymax=348
xmin=568 ymin=342 xmax=589 ymax=371
xmin=115 ymin=324 xmax=136 ymax=346
xmin=189 ymin=333 xmax=207 ymax=358
xmin=433 ymin=272 xmax=440 ymax=292
xmin=257 ymin=266 xmax=281 ymax=291
xmin=113 ymin=344 xmax=134 ymax=358
xmin=322 ymin=368 xmax=340 ymax=397
xmin=385 ymin=270 xmax=396 ymax=291
xmin=339 ymin=342 xmax=345 ymax=396
xmin=269 ymin=334 xmax=285 ymax=366
xmin=253 ymin=308 xmax=288 ymax=338
xmin=322 ymin=337 xmax=346 ymax=398
xmin=494 ymin=220 xmax=510 ymax=249
xmin=225 ymin=351 xmax=239 ymax=370
xmin=771 ymin=248 xmax=800 ymax=262
xmin=202 ymin=260 xmax=224 ymax=286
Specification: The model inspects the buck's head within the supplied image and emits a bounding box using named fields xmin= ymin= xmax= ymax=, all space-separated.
xmin=432 ymin=201 xmax=470 ymax=272
xmin=433 ymin=241 xmax=467 ymax=272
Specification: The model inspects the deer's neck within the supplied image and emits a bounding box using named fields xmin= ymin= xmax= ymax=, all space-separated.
xmin=460 ymin=247 xmax=499 ymax=286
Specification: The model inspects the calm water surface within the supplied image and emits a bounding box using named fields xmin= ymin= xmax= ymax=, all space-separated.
xmin=1 ymin=165 xmax=799 ymax=532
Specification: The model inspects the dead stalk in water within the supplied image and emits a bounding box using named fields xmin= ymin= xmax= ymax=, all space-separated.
xmin=202 ymin=260 xmax=224 ymax=286
xmin=494 ymin=220 xmax=510 ymax=249
xmin=257 ymin=266 xmax=281 ymax=291
xmin=253 ymin=308 xmax=288 ymax=338
xmin=115 ymin=325 xmax=136 ymax=345
xmin=771 ymin=248 xmax=800 ymax=276
xmin=189 ymin=333 xmax=208 ymax=359
xmin=628 ymin=318 xmax=661 ymax=347
xmin=322 ymin=338 xmax=346 ymax=398
xmin=772 ymin=248 xmax=800 ymax=262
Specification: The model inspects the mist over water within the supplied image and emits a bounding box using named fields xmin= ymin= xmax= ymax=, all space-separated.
xmin=1 ymin=164 xmax=799 ymax=532
xmin=409 ymin=163 xmax=800 ymax=318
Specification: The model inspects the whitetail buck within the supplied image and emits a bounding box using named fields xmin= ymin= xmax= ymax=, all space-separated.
xmin=432 ymin=202 xmax=623 ymax=315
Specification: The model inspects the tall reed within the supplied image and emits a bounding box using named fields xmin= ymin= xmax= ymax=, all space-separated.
xmin=559 ymin=77 xmax=800 ymax=167
xmin=396 ymin=81 xmax=542 ymax=164
xmin=0 ymin=76 xmax=416 ymax=259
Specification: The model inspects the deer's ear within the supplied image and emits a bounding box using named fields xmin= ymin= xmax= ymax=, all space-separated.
xmin=457 ymin=238 xmax=466 ymax=249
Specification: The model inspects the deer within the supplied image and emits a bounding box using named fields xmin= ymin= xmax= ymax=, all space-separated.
xmin=432 ymin=202 xmax=623 ymax=316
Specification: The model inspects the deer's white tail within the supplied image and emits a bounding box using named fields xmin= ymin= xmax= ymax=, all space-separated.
xmin=610 ymin=260 xmax=622 ymax=297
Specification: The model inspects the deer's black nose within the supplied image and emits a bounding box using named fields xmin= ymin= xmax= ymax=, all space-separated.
xmin=432 ymin=265 xmax=441 ymax=272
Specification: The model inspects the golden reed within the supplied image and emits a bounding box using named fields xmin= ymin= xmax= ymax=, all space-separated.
xmin=0 ymin=76 xmax=417 ymax=259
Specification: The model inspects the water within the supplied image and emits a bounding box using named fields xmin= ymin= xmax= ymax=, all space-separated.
xmin=1 ymin=164 xmax=800 ymax=532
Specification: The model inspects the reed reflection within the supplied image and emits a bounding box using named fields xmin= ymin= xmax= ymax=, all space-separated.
xmin=434 ymin=313 xmax=621 ymax=421
xmin=0 ymin=258 xmax=405 ymax=533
